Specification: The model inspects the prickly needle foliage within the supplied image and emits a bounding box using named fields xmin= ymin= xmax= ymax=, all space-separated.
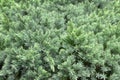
xmin=0 ymin=0 xmax=120 ymax=80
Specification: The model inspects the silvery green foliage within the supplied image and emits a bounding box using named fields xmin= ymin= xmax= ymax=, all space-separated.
xmin=0 ymin=0 xmax=120 ymax=80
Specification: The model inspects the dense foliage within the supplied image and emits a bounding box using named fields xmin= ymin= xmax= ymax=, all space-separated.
xmin=0 ymin=0 xmax=120 ymax=80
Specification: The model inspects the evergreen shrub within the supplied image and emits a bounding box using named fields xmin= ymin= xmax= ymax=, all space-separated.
xmin=0 ymin=0 xmax=120 ymax=80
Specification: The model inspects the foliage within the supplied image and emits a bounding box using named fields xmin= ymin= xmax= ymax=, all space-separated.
xmin=0 ymin=0 xmax=120 ymax=80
